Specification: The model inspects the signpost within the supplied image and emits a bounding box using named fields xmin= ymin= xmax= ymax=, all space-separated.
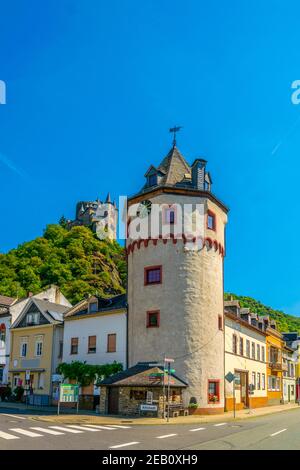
xmin=140 ymin=404 xmax=157 ymax=412
xmin=57 ymin=384 xmax=79 ymax=415
xmin=225 ymin=371 xmax=237 ymax=418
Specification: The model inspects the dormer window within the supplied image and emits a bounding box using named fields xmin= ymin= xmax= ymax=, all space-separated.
xmin=89 ymin=302 xmax=98 ymax=313
xmin=148 ymin=174 xmax=157 ymax=187
xmin=26 ymin=313 xmax=39 ymax=325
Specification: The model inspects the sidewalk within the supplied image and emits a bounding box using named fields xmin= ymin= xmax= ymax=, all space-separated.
xmin=23 ymin=402 xmax=300 ymax=425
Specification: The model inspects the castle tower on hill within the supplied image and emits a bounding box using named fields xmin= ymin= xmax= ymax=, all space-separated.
xmin=127 ymin=143 xmax=228 ymax=414
xmin=67 ymin=193 xmax=118 ymax=240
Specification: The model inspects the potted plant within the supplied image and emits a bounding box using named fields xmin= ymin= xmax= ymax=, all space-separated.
xmin=188 ymin=402 xmax=198 ymax=415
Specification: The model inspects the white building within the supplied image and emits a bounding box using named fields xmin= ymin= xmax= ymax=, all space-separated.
xmin=0 ymin=286 xmax=71 ymax=385
xmin=282 ymin=346 xmax=296 ymax=404
xmin=224 ymin=301 xmax=268 ymax=410
xmin=62 ymin=294 xmax=127 ymax=369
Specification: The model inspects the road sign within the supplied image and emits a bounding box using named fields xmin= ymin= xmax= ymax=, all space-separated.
xmin=225 ymin=372 xmax=236 ymax=383
xmin=140 ymin=404 xmax=157 ymax=411
xmin=164 ymin=358 xmax=174 ymax=363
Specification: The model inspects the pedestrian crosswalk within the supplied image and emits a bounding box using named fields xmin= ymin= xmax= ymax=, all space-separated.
xmin=0 ymin=424 xmax=132 ymax=441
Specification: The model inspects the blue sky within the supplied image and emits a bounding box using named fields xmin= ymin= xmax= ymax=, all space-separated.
xmin=0 ymin=0 xmax=300 ymax=314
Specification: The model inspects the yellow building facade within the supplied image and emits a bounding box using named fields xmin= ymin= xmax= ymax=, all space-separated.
xmin=9 ymin=298 xmax=68 ymax=404
xmin=265 ymin=322 xmax=284 ymax=405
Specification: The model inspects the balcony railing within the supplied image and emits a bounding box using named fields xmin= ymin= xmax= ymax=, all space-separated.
xmin=269 ymin=361 xmax=282 ymax=371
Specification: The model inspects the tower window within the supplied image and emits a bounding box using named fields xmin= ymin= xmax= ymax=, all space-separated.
xmin=208 ymin=380 xmax=220 ymax=403
xmin=144 ymin=266 xmax=162 ymax=285
xmin=207 ymin=210 xmax=216 ymax=231
xmin=147 ymin=310 xmax=160 ymax=328
xmin=163 ymin=206 xmax=176 ymax=225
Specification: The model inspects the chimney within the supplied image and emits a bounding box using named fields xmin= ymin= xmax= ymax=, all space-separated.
xmin=27 ymin=292 xmax=33 ymax=298
xmin=55 ymin=287 xmax=61 ymax=304
xmin=191 ymin=159 xmax=207 ymax=190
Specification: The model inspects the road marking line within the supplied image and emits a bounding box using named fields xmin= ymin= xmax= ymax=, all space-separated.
xmin=270 ymin=429 xmax=287 ymax=437
xmin=30 ymin=427 xmax=64 ymax=435
xmin=110 ymin=425 xmax=132 ymax=429
xmin=10 ymin=428 xmax=42 ymax=437
xmin=109 ymin=442 xmax=139 ymax=449
xmin=82 ymin=425 xmax=115 ymax=430
xmin=1 ymin=414 xmax=27 ymax=420
xmin=49 ymin=426 xmax=83 ymax=434
xmin=214 ymin=423 xmax=226 ymax=427
xmin=0 ymin=430 xmax=20 ymax=440
xmin=67 ymin=425 xmax=100 ymax=432
xmin=156 ymin=433 xmax=178 ymax=439
xmin=189 ymin=427 xmax=206 ymax=432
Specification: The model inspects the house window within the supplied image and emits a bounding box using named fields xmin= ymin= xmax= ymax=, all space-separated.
xmin=262 ymin=373 xmax=266 ymax=390
xmin=88 ymin=335 xmax=97 ymax=354
xmin=144 ymin=266 xmax=162 ymax=285
xmin=252 ymin=372 xmax=256 ymax=389
xmin=35 ymin=335 xmax=43 ymax=357
xmin=58 ymin=341 xmax=63 ymax=359
xmin=257 ymin=372 xmax=261 ymax=390
xmin=163 ymin=206 xmax=176 ymax=225
xmin=37 ymin=372 xmax=44 ymax=390
xmin=130 ymin=390 xmax=146 ymax=400
xmin=26 ymin=313 xmax=39 ymax=325
xmin=232 ymin=334 xmax=237 ymax=354
xmin=89 ymin=302 xmax=98 ymax=313
xmin=208 ymin=380 xmax=220 ymax=403
xmin=239 ymin=338 xmax=244 ymax=356
xmin=70 ymin=337 xmax=78 ymax=355
xmin=107 ymin=334 xmax=116 ymax=353
xmin=20 ymin=337 xmax=28 ymax=357
xmin=257 ymin=344 xmax=260 ymax=361
xmin=251 ymin=342 xmax=255 ymax=359
xmin=218 ymin=315 xmax=223 ymax=330
xmin=246 ymin=340 xmax=250 ymax=358
xmin=261 ymin=346 xmax=265 ymax=362
xmin=0 ymin=324 xmax=6 ymax=344
xmin=148 ymin=174 xmax=157 ymax=187
xmin=147 ymin=311 xmax=160 ymax=328
xmin=207 ymin=210 xmax=216 ymax=231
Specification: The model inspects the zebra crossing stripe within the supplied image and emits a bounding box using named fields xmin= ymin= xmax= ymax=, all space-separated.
xmin=0 ymin=430 xmax=20 ymax=440
xmin=30 ymin=427 xmax=64 ymax=435
xmin=82 ymin=425 xmax=116 ymax=430
xmin=10 ymin=428 xmax=42 ymax=437
xmin=49 ymin=426 xmax=83 ymax=434
xmin=67 ymin=425 xmax=100 ymax=432
xmin=110 ymin=425 xmax=132 ymax=429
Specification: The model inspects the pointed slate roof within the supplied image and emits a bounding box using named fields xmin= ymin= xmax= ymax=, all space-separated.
xmin=157 ymin=146 xmax=191 ymax=186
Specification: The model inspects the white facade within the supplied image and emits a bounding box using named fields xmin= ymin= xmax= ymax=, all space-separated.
xmin=62 ymin=312 xmax=127 ymax=367
xmin=225 ymin=313 xmax=268 ymax=409
xmin=282 ymin=349 xmax=296 ymax=403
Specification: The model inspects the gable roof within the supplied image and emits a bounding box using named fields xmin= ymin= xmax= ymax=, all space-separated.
xmin=64 ymin=293 xmax=127 ymax=319
xmin=100 ymin=362 xmax=188 ymax=387
xmin=11 ymin=298 xmax=69 ymax=328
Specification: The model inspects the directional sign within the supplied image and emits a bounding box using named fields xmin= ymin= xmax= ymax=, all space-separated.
xmin=225 ymin=372 xmax=236 ymax=383
xmin=164 ymin=358 xmax=174 ymax=363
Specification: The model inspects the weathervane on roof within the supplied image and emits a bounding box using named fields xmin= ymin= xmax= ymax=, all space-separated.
xmin=169 ymin=125 xmax=183 ymax=147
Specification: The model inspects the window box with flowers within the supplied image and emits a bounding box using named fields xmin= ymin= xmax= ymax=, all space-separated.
xmin=208 ymin=380 xmax=220 ymax=404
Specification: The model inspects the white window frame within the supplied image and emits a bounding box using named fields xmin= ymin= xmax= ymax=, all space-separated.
xmin=20 ymin=337 xmax=28 ymax=357
xmin=35 ymin=335 xmax=43 ymax=357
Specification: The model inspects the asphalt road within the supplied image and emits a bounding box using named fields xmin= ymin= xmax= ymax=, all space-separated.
xmin=0 ymin=407 xmax=300 ymax=450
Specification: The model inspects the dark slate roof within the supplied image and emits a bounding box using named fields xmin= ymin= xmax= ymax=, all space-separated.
xmin=0 ymin=295 xmax=17 ymax=307
xmin=100 ymin=362 xmax=188 ymax=387
xmin=12 ymin=298 xmax=69 ymax=328
xmin=157 ymin=146 xmax=191 ymax=186
xmin=65 ymin=293 xmax=127 ymax=319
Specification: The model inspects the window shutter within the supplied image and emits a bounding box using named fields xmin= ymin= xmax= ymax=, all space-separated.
xmin=107 ymin=334 xmax=116 ymax=352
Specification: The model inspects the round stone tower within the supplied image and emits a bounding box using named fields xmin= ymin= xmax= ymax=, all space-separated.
xmin=127 ymin=144 xmax=228 ymax=414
